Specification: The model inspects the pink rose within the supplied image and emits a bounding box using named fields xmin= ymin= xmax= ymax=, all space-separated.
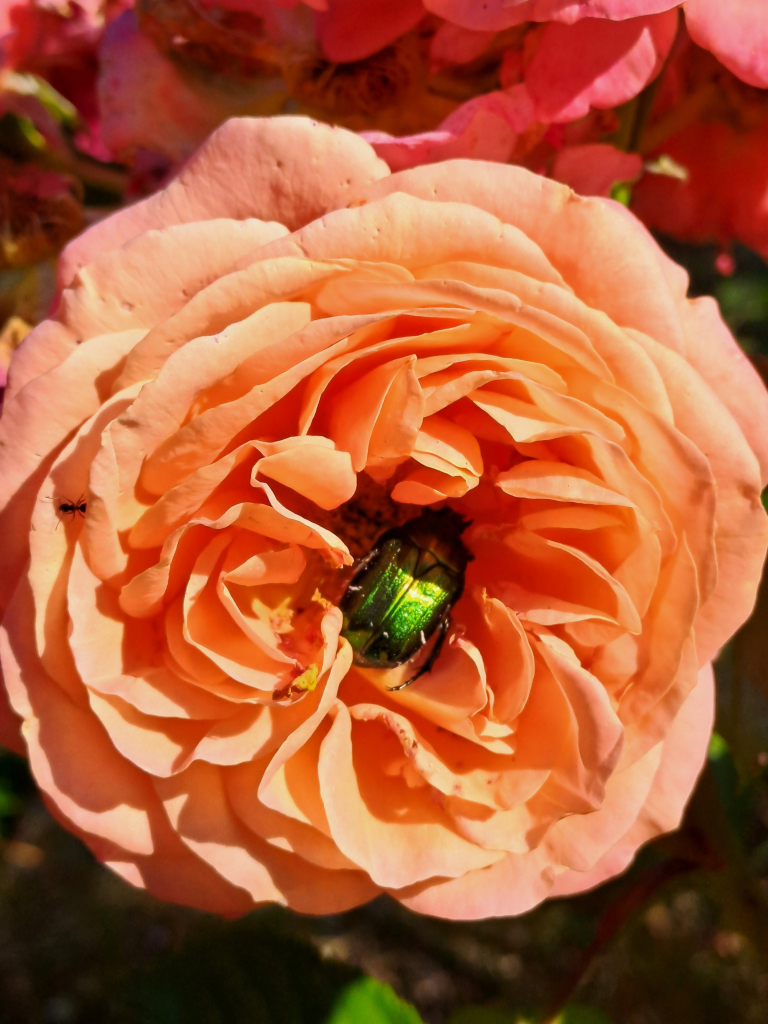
xmin=1 ymin=118 xmax=766 ymax=918
xmin=427 ymin=0 xmax=768 ymax=89
xmin=632 ymin=33 xmax=768 ymax=260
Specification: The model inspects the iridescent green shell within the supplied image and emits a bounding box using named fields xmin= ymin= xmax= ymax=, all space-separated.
xmin=339 ymin=508 xmax=470 ymax=670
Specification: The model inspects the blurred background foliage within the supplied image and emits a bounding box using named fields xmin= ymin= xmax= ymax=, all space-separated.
xmin=0 ymin=238 xmax=768 ymax=1024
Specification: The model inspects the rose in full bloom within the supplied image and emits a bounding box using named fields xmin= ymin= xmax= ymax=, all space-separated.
xmin=1 ymin=117 xmax=767 ymax=918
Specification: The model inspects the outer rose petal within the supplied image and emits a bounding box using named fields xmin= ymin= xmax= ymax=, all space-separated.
xmin=61 ymin=116 xmax=390 ymax=286
xmin=684 ymin=0 xmax=768 ymax=88
xmin=353 ymin=161 xmax=690 ymax=350
xmin=525 ymin=12 xmax=679 ymax=122
xmin=551 ymin=661 xmax=714 ymax=896
xmin=679 ymin=297 xmax=768 ymax=488
xmin=629 ymin=329 xmax=768 ymax=661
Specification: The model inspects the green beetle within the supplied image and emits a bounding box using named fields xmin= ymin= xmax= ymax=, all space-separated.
xmin=339 ymin=507 xmax=472 ymax=690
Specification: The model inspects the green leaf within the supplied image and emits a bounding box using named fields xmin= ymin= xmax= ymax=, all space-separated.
xmin=715 ymin=276 xmax=768 ymax=336
xmin=326 ymin=977 xmax=424 ymax=1024
xmin=706 ymin=731 xmax=741 ymax=828
xmin=4 ymin=71 xmax=79 ymax=128
xmin=708 ymin=731 xmax=730 ymax=762
xmin=609 ymin=181 xmax=632 ymax=206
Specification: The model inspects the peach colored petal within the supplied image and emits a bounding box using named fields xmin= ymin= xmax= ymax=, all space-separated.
xmin=130 ymin=301 xmax=312 ymax=492
xmin=497 ymin=460 xmax=635 ymax=506
xmin=409 ymin=263 xmax=676 ymax=413
xmin=352 ymin=164 xmax=689 ymax=353
xmin=129 ymin=443 xmax=258 ymax=550
xmin=366 ymin=639 xmax=494 ymax=744
xmin=680 ymin=297 xmax=768 ymax=487
xmin=183 ymin=534 xmax=293 ymax=692
xmin=4 ymin=320 xmax=78 ymax=405
xmin=631 ymin=331 xmax=768 ymax=662
xmin=617 ymin=540 xmax=698 ymax=727
xmin=538 ymin=640 xmax=625 ymax=808
xmin=396 ymin=845 xmax=556 ymax=919
xmin=87 ymin=669 xmax=239 ymax=721
xmin=329 ymin=355 xmax=424 ymax=472
xmin=619 ymin=634 xmax=699 ymax=767
xmin=552 ymin=661 xmax=713 ymax=896
xmin=0 ymin=594 xmax=156 ymax=855
xmin=501 ymin=527 xmax=642 ymax=634
xmin=391 ymin=468 xmax=471 ymax=504
xmin=61 ymin=117 xmax=390 ymax=285
xmin=467 ymin=591 xmax=535 ymax=724
xmin=259 ymin=191 xmax=565 ymax=287
xmin=157 ymin=759 xmax=379 ymax=912
xmin=136 ymin=321 xmax=358 ymax=495
xmin=87 ymin=691 xmax=209 ymax=778
xmin=104 ymin=841 xmax=255 ymax=919
xmin=543 ymin=740 xmax=662 ymax=872
xmin=259 ymin=640 xmax=352 ymax=812
xmin=112 ymin=258 xmax=355 ymax=391
xmin=60 ymin=219 xmax=288 ymax=340
xmin=318 ymin=702 xmax=505 ymax=889
xmin=348 ymin=702 xmax=514 ymax=811
xmin=0 ymin=330 xmax=142 ymax=615
xmin=414 ymin=414 xmax=484 ymax=477
xmin=226 ymin=754 xmax=358 ymax=871
xmin=254 ymin=438 xmax=357 ymax=510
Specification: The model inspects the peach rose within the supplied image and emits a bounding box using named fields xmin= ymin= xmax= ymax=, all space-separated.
xmin=1 ymin=117 xmax=767 ymax=919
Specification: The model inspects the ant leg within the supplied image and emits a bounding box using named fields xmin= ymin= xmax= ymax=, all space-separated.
xmin=387 ymin=616 xmax=450 ymax=692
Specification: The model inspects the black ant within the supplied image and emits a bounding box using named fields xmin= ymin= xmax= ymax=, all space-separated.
xmin=54 ymin=495 xmax=87 ymax=523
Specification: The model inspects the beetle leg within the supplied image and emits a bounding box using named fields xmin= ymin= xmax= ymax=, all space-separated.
xmin=387 ymin=615 xmax=450 ymax=691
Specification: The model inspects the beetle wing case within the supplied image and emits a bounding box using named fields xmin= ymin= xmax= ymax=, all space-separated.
xmin=339 ymin=506 xmax=471 ymax=673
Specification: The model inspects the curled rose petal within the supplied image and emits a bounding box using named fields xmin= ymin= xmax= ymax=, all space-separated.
xmin=0 ymin=116 xmax=766 ymax=920
xmin=684 ymin=0 xmax=768 ymax=89
xmin=524 ymin=11 xmax=679 ymax=122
